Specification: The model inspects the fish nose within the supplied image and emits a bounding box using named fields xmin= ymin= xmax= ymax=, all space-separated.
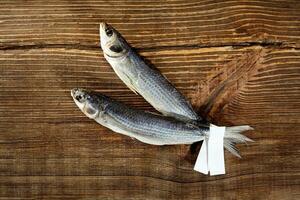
xmin=71 ymin=88 xmax=79 ymax=98
xmin=100 ymin=22 xmax=107 ymax=31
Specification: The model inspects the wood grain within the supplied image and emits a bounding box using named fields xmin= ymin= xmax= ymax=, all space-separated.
xmin=0 ymin=0 xmax=300 ymax=49
xmin=0 ymin=0 xmax=300 ymax=199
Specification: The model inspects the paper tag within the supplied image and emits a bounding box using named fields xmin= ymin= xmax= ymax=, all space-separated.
xmin=193 ymin=139 xmax=208 ymax=174
xmin=194 ymin=125 xmax=226 ymax=176
xmin=208 ymin=126 xmax=225 ymax=175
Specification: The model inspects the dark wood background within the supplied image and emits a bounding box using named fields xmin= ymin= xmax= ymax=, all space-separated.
xmin=0 ymin=0 xmax=300 ymax=199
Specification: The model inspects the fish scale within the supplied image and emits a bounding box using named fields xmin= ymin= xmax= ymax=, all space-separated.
xmin=81 ymin=92 xmax=208 ymax=144
xmin=137 ymin=59 xmax=198 ymax=120
xmin=139 ymin=72 xmax=191 ymax=117
xmin=100 ymin=23 xmax=202 ymax=123
xmin=72 ymin=88 xmax=253 ymax=157
xmin=108 ymin=103 xmax=198 ymax=137
xmin=95 ymin=23 xmax=254 ymax=156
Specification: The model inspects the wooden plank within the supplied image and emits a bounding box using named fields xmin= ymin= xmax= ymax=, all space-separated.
xmin=0 ymin=174 xmax=299 ymax=199
xmin=1 ymin=0 xmax=300 ymax=199
xmin=0 ymin=0 xmax=299 ymax=49
xmin=0 ymin=46 xmax=299 ymax=199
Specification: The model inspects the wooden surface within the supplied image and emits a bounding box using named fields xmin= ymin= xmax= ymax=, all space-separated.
xmin=1 ymin=0 xmax=300 ymax=199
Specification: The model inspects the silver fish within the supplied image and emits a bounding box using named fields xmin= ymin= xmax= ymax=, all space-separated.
xmin=71 ymin=88 xmax=253 ymax=156
xmin=99 ymin=23 xmax=202 ymax=123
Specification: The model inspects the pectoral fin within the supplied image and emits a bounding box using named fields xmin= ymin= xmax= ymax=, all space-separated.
xmin=114 ymin=69 xmax=139 ymax=95
xmin=126 ymin=83 xmax=138 ymax=95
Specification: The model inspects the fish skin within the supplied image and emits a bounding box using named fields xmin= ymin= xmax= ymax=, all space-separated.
xmin=71 ymin=88 xmax=208 ymax=145
xmin=96 ymin=23 xmax=253 ymax=157
xmin=99 ymin=23 xmax=203 ymax=123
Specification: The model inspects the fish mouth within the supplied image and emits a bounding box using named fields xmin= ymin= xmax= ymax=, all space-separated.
xmin=99 ymin=22 xmax=105 ymax=38
xmin=99 ymin=22 xmax=113 ymax=49
xmin=71 ymin=88 xmax=77 ymax=98
xmin=71 ymin=88 xmax=83 ymax=99
xmin=99 ymin=22 xmax=107 ymax=31
xmin=99 ymin=22 xmax=109 ymax=38
xmin=71 ymin=88 xmax=87 ymax=111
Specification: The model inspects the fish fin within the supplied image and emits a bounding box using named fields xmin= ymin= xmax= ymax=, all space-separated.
xmin=223 ymin=125 xmax=254 ymax=157
xmin=145 ymin=111 xmax=164 ymax=116
xmin=115 ymin=69 xmax=139 ymax=95
xmin=223 ymin=139 xmax=241 ymax=158
xmin=126 ymin=84 xmax=138 ymax=95
xmin=159 ymin=111 xmax=191 ymax=121
xmin=123 ymin=73 xmax=138 ymax=94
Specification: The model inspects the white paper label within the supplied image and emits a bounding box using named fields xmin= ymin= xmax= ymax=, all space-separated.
xmin=193 ymin=139 xmax=208 ymax=174
xmin=194 ymin=124 xmax=226 ymax=176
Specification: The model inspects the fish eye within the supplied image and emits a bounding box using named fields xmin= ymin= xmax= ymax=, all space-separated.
xmin=76 ymin=94 xmax=84 ymax=102
xmin=105 ymin=27 xmax=113 ymax=37
xmin=109 ymin=45 xmax=123 ymax=53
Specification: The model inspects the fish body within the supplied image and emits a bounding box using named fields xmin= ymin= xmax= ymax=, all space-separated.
xmin=95 ymin=23 xmax=253 ymax=156
xmin=71 ymin=88 xmax=253 ymax=157
xmin=71 ymin=88 xmax=207 ymax=145
xmin=99 ymin=23 xmax=201 ymax=123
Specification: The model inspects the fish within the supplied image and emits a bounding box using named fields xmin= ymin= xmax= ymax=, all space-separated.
xmin=99 ymin=23 xmax=203 ymax=124
xmin=71 ymin=88 xmax=253 ymax=156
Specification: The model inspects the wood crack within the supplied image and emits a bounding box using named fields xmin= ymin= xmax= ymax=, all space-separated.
xmin=198 ymin=47 xmax=267 ymax=123
xmin=0 ymin=41 xmax=294 ymax=52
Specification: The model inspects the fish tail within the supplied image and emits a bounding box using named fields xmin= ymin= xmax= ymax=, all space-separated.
xmin=223 ymin=125 xmax=254 ymax=158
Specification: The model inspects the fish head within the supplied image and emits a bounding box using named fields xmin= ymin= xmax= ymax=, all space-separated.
xmin=71 ymin=88 xmax=103 ymax=119
xmin=99 ymin=22 xmax=129 ymax=58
